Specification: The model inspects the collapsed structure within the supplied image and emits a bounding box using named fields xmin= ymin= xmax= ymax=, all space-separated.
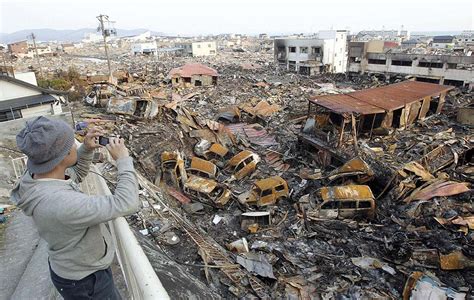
xmin=301 ymin=81 xmax=453 ymax=165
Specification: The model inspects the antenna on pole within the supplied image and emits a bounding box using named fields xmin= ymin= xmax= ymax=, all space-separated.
xmin=27 ymin=33 xmax=43 ymax=78
xmin=96 ymin=14 xmax=116 ymax=82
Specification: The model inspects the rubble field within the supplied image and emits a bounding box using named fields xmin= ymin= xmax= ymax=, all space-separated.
xmin=18 ymin=47 xmax=472 ymax=299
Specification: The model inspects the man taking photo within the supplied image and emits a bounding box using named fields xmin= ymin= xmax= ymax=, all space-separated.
xmin=11 ymin=116 xmax=139 ymax=300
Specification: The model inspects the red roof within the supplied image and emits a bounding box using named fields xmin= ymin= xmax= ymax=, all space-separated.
xmin=309 ymin=81 xmax=453 ymax=115
xmin=169 ymin=63 xmax=218 ymax=78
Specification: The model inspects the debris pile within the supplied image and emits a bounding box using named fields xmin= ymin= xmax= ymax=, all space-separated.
xmin=64 ymin=49 xmax=473 ymax=298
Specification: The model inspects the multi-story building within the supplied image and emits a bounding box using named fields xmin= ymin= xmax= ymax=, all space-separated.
xmin=176 ymin=41 xmax=217 ymax=57
xmin=274 ymin=30 xmax=348 ymax=75
xmin=348 ymin=41 xmax=474 ymax=87
xmin=431 ymin=36 xmax=455 ymax=49
xmin=131 ymin=42 xmax=158 ymax=55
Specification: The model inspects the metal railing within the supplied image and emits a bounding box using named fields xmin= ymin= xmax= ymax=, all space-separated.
xmin=82 ymin=164 xmax=170 ymax=300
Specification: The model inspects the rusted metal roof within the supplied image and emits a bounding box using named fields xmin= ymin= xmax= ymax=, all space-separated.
xmin=225 ymin=123 xmax=278 ymax=147
xmin=169 ymin=63 xmax=218 ymax=78
xmin=310 ymin=81 xmax=454 ymax=115
xmin=311 ymin=94 xmax=385 ymax=114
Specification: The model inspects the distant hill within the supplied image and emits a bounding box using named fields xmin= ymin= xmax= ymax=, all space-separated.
xmin=0 ymin=28 xmax=166 ymax=44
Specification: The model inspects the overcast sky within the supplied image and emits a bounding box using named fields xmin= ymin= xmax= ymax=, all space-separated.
xmin=0 ymin=0 xmax=473 ymax=35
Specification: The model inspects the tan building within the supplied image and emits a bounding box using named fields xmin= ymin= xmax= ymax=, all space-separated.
xmin=176 ymin=41 xmax=217 ymax=57
xmin=7 ymin=40 xmax=28 ymax=56
xmin=169 ymin=63 xmax=218 ymax=87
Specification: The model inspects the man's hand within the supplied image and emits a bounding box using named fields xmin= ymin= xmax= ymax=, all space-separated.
xmin=83 ymin=127 xmax=103 ymax=151
xmin=106 ymin=137 xmax=129 ymax=161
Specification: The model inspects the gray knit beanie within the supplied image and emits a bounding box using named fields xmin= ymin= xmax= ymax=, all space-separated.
xmin=16 ymin=116 xmax=75 ymax=174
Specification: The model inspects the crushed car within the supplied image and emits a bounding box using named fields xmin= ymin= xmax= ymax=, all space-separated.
xmin=160 ymin=151 xmax=187 ymax=189
xmin=308 ymin=185 xmax=376 ymax=220
xmin=239 ymin=176 xmax=289 ymax=207
xmin=183 ymin=175 xmax=231 ymax=207
xmin=224 ymin=150 xmax=260 ymax=180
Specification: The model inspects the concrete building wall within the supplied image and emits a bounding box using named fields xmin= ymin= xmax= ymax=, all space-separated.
xmin=191 ymin=41 xmax=217 ymax=57
xmin=274 ymin=38 xmax=324 ymax=73
xmin=348 ymin=49 xmax=474 ymax=85
xmin=275 ymin=31 xmax=348 ymax=74
xmin=172 ymin=75 xmax=216 ymax=87
xmin=432 ymin=42 xmax=454 ymax=49
xmin=319 ymin=30 xmax=348 ymax=73
xmin=366 ymin=40 xmax=385 ymax=53
xmin=8 ymin=41 xmax=28 ymax=55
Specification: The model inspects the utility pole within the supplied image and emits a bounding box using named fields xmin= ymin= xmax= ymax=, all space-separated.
xmin=96 ymin=14 xmax=116 ymax=82
xmin=27 ymin=33 xmax=43 ymax=78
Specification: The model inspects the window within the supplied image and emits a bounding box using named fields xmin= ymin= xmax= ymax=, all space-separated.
xmin=208 ymin=44 xmax=211 ymax=48
xmin=197 ymin=44 xmax=201 ymax=48
xmin=235 ymin=162 xmax=245 ymax=172
xmin=275 ymin=184 xmax=285 ymax=192
xmin=261 ymin=189 xmax=272 ymax=197
xmin=334 ymin=53 xmax=337 ymax=57
xmin=243 ymin=156 xmax=254 ymax=165
xmin=418 ymin=61 xmax=443 ymax=68
xmin=321 ymin=201 xmax=338 ymax=209
xmin=340 ymin=201 xmax=357 ymax=209
xmin=392 ymin=60 xmax=412 ymax=66
xmin=184 ymin=77 xmax=191 ymax=83
xmin=210 ymin=50 xmax=216 ymax=54
xmin=339 ymin=61 xmax=341 ymax=66
xmin=447 ymin=63 xmax=457 ymax=69
xmin=359 ymin=201 xmax=372 ymax=209
xmin=288 ymin=46 xmax=296 ymax=53
xmin=368 ymin=58 xmax=386 ymax=65
xmin=312 ymin=47 xmax=321 ymax=54
xmin=300 ymin=47 xmax=308 ymax=54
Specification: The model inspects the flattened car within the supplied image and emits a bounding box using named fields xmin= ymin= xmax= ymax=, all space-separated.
xmin=183 ymin=175 xmax=231 ymax=207
xmin=241 ymin=176 xmax=289 ymax=207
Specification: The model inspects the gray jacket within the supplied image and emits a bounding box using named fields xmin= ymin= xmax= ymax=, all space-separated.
xmin=10 ymin=144 xmax=140 ymax=280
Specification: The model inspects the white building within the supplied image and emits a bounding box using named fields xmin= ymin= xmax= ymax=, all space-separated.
xmin=274 ymin=30 xmax=348 ymax=75
xmin=131 ymin=42 xmax=158 ymax=55
xmin=0 ymin=73 xmax=66 ymax=122
xmin=431 ymin=36 xmax=455 ymax=49
xmin=176 ymin=41 xmax=217 ymax=57
xmin=82 ymin=33 xmax=103 ymax=44
xmin=319 ymin=30 xmax=348 ymax=73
